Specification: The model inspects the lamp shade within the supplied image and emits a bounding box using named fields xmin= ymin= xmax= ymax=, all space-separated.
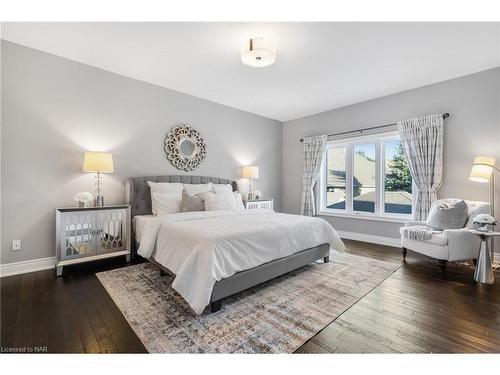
xmin=469 ymin=156 xmax=496 ymax=183
xmin=242 ymin=166 xmax=259 ymax=179
xmin=83 ymin=152 xmax=114 ymax=173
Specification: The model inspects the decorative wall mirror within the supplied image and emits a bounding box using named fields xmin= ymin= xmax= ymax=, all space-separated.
xmin=164 ymin=125 xmax=207 ymax=171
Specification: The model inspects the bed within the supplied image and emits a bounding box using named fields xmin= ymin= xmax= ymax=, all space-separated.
xmin=126 ymin=175 xmax=344 ymax=314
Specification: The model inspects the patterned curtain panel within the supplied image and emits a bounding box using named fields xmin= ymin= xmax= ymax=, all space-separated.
xmin=397 ymin=115 xmax=444 ymax=220
xmin=300 ymin=135 xmax=328 ymax=216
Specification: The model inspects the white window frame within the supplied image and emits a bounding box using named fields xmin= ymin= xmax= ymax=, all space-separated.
xmin=317 ymin=131 xmax=414 ymax=222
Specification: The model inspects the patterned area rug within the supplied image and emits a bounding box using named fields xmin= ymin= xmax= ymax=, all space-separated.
xmin=96 ymin=252 xmax=399 ymax=353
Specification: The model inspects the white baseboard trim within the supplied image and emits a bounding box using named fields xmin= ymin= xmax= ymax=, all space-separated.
xmin=0 ymin=256 xmax=56 ymax=277
xmin=337 ymin=230 xmax=401 ymax=248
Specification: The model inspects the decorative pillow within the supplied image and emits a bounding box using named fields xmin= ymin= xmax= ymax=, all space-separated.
xmin=152 ymin=192 xmax=182 ymax=216
xmin=426 ymin=199 xmax=468 ymax=230
xmin=147 ymin=181 xmax=183 ymax=215
xmin=204 ymin=192 xmax=239 ymax=211
xmin=212 ymin=183 xmax=233 ymax=194
xmin=180 ymin=190 xmax=205 ymax=212
xmin=183 ymin=183 xmax=213 ymax=196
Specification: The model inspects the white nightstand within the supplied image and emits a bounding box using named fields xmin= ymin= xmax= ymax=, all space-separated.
xmin=243 ymin=198 xmax=274 ymax=211
xmin=55 ymin=205 xmax=131 ymax=276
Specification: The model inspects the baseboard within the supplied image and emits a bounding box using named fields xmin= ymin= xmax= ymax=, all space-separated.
xmin=0 ymin=256 xmax=56 ymax=277
xmin=337 ymin=230 xmax=401 ymax=248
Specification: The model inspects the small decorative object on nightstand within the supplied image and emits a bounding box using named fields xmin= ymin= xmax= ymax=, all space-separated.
xmin=55 ymin=205 xmax=131 ymax=277
xmin=467 ymin=229 xmax=499 ymax=284
xmin=73 ymin=192 xmax=94 ymax=208
xmin=243 ymin=198 xmax=273 ymax=211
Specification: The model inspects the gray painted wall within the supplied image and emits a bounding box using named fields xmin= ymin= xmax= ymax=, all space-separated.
xmin=1 ymin=41 xmax=283 ymax=264
xmin=283 ymin=68 xmax=500 ymax=239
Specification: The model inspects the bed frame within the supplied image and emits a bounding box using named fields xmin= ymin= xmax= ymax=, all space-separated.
xmin=126 ymin=175 xmax=330 ymax=313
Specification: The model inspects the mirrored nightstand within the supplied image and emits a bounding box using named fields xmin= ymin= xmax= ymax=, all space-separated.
xmin=243 ymin=198 xmax=274 ymax=211
xmin=55 ymin=205 xmax=131 ymax=276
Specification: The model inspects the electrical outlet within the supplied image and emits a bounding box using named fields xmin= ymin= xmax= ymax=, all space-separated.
xmin=12 ymin=240 xmax=22 ymax=251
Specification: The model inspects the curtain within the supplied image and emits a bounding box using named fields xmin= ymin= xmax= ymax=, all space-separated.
xmin=300 ymin=135 xmax=327 ymax=216
xmin=397 ymin=115 xmax=443 ymax=220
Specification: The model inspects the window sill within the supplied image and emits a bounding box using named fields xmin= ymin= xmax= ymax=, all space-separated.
xmin=317 ymin=210 xmax=410 ymax=223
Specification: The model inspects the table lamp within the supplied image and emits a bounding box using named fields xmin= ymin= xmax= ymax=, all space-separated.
xmin=242 ymin=166 xmax=259 ymax=200
xmin=469 ymin=156 xmax=499 ymax=258
xmin=83 ymin=151 xmax=114 ymax=206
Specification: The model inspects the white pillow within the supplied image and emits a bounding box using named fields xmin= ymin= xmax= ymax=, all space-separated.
xmin=147 ymin=181 xmax=183 ymax=215
xmin=204 ymin=192 xmax=240 ymax=211
xmin=212 ymin=183 xmax=233 ymax=194
xmin=147 ymin=181 xmax=183 ymax=194
xmin=234 ymin=192 xmax=245 ymax=210
xmin=152 ymin=192 xmax=182 ymax=216
xmin=183 ymin=183 xmax=213 ymax=196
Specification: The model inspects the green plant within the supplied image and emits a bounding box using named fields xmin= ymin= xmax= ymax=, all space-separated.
xmin=385 ymin=143 xmax=412 ymax=193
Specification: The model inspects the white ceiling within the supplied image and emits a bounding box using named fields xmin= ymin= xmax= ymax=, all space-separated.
xmin=2 ymin=22 xmax=499 ymax=121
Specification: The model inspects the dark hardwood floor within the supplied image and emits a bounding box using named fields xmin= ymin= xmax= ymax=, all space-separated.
xmin=1 ymin=240 xmax=499 ymax=353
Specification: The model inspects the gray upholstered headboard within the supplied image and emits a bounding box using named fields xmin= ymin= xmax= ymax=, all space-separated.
xmin=126 ymin=175 xmax=238 ymax=218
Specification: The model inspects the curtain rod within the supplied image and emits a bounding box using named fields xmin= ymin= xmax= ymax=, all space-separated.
xmin=299 ymin=113 xmax=450 ymax=142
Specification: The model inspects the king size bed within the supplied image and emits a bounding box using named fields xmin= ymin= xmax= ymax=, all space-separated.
xmin=126 ymin=175 xmax=344 ymax=315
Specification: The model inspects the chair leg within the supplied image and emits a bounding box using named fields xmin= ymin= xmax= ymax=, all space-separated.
xmin=401 ymin=247 xmax=407 ymax=261
xmin=323 ymin=256 xmax=329 ymax=263
xmin=437 ymin=260 xmax=448 ymax=270
xmin=159 ymin=269 xmax=166 ymax=277
xmin=473 ymin=258 xmax=478 ymax=266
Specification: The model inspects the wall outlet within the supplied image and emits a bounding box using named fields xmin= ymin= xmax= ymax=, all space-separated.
xmin=12 ymin=240 xmax=22 ymax=251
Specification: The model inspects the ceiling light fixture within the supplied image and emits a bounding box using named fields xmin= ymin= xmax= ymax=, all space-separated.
xmin=241 ymin=37 xmax=276 ymax=68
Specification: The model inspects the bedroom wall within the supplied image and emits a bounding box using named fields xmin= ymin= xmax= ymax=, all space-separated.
xmin=282 ymin=67 xmax=500 ymax=241
xmin=1 ymin=41 xmax=283 ymax=265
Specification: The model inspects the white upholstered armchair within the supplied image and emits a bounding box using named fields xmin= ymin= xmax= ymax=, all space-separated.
xmin=400 ymin=200 xmax=490 ymax=268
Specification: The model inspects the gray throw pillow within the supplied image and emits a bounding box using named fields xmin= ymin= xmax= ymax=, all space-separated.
xmin=180 ymin=190 xmax=205 ymax=212
xmin=426 ymin=199 xmax=468 ymax=230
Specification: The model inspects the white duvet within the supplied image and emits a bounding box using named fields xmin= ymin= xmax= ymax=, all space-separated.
xmin=138 ymin=210 xmax=344 ymax=314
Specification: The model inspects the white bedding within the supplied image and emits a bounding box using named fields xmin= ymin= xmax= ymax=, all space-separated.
xmin=132 ymin=215 xmax=157 ymax=243
xmin=138 ymin=210 xmax=344 ymax=314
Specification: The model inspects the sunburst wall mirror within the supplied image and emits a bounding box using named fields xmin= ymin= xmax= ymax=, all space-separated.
xmin=164 ymin=125 xmax=207 ymax=171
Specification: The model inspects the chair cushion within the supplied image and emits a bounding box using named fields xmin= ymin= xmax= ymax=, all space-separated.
xmin=399 ymin=227 xmax=448 ymax=246
xmin=427 ymin=199 xmax=468 ymax=230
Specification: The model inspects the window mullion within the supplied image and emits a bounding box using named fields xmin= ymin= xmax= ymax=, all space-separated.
xmin=376 ymin=140 xmax=383 ymax=216
xmin=346 ymin=144 xmax=353 ymax=212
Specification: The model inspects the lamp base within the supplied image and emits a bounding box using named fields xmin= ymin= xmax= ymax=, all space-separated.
xmin=248 ymin=178 xmax=255 ymax=200
xmin=95 ymin=195 xmax=104 ymax=207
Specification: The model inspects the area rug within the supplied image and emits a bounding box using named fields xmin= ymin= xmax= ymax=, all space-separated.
xmin=96 ymin=252 xmax=399 ymax=353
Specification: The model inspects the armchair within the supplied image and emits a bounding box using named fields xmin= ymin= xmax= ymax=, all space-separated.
xmin=400 ymin=200 xmax=490 ymax=268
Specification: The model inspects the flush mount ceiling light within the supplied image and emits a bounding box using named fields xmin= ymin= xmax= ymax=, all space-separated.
xmin=241 ymin=37 xmax=276 ymax=68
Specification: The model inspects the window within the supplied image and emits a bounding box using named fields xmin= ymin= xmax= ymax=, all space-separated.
xmin=383 ymin=140 xmax=412 ymax=215
xmin=319 ymin=132 xmax=413 ymax=219
xmin=326 ymin=146 xmax=346 ymax=209
xmin=353 ymin=143 xmax=376 ymax=213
